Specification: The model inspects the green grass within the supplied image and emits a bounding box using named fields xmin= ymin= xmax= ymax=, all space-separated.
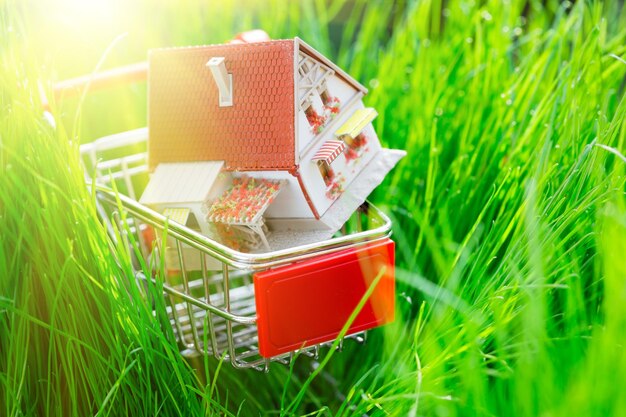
xmin=2 ymin=0 xmax=626 ymax=415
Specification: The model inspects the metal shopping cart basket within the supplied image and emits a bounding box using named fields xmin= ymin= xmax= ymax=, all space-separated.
xmin=49 ymin=60 xmax=396 ymax=372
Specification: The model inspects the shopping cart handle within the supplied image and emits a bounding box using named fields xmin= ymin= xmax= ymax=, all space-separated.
xmin=41 ymin=61 xmax=148 ymax=111
xmin=41 ymin=29 xmax=271 ymax=111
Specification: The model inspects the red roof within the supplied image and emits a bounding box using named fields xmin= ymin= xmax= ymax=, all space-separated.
xmin=148 ymin=40 xmax=295 ymax=171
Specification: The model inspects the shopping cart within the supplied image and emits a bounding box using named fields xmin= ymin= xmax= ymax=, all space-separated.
xmin=47 ymin=61 xmax=396 ymax=372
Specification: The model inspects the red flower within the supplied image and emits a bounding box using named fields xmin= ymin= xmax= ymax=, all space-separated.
xmin=206 ymin=175 xmax=282 ymax=225
xmin=344 ymin=148 xmax=358 ymax=162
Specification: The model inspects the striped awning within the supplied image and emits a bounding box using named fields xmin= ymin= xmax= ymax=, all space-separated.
xmin=311 ymin=140 xmax=346 ymax=164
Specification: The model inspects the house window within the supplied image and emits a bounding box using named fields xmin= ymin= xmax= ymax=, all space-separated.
xmin=317 ymin=161 xmax=335 ymax=187
xmin=352 ymin=133 xmax=368 ymax=149
xmin=311 ymin=139 xmax=346 ymax=187
xmin=320 ymin=89 xmax=331 ymax=105
xmin=339 ymin=132 xmax=368 ymax=151
xmin=339 ymin=133 xmax=354 ymax=148
xmin=341 ymin=133 xmax=369 ymax=162
xmin=320 ymin=87 xmax=341 ymax=118
xmin=305 ymin=104 xmax=326 ymax=134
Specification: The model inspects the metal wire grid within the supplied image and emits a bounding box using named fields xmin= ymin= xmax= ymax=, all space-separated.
xmin=81 ymin=128 xmax=391 ymax=371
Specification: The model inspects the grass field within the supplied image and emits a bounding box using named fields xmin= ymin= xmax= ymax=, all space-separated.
xmin=2 ymin=0 xmax=626 ymax=415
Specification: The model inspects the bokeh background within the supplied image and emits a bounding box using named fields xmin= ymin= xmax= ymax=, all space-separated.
xmin=2 ymin=0 xmax=626 ymax=416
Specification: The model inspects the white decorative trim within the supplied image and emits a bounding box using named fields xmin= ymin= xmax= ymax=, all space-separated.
xmin=297 ymin=52 xmax=334 ymax=110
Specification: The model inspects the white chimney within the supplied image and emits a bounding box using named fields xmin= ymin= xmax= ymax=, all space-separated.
xmin=206 ymin=57 xmax=233 ymax=107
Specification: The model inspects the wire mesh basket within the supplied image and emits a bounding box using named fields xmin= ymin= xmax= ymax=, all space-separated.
xmin=79 ymin=127 xmax=396 ymax=372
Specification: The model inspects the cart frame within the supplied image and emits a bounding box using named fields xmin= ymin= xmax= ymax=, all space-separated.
xmin=79 ymin=127 xmax=394 ymax=371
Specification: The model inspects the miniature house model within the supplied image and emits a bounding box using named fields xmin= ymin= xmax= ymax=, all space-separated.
xmin=140 ymin=38 xmax=405 ymax=252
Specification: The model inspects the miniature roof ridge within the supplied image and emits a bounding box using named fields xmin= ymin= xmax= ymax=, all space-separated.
xmin=148 ymin=39 xmax=295 ymax=55
xmin=148 ymin=37 xmax=368 ymax=95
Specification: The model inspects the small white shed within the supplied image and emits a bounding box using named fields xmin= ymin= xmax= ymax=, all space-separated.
xmin=139 ymin=161 xmax=230 ymax=235
xmin=139 ymin=161 xmax=232 ymax=272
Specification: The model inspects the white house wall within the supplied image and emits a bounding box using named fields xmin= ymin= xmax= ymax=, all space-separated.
xmin=239 ymin=171 xmax=313 ymax=218
xmin=207 ymin=172 xmax=233 ymax=201
xmin=297 ymin=110 xmax=315 ymax=154
xmin=297 ymin=70 xmax=362 ymax=154
xmin=326 ymin=75 xmax=359 ymax=109
xmin=299 ymin=99 xmax=383 ymax=218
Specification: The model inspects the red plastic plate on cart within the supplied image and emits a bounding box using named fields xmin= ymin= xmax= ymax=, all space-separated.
xmin=254 ymin=238 xmax=395 ymax=358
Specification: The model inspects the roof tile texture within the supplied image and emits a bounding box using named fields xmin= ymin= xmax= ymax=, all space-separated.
xmin=149 ymin=40 xmax=295 ymax=171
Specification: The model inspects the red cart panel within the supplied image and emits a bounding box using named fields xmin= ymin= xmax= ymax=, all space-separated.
xmin=254 ymin=238 xmax=395 ymax=358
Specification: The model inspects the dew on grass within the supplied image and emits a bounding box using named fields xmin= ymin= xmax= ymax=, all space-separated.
xmin=466 ymin=37 xmax=474 ymax=44
xmin=400 ymin=292 xmax=413 ymax=304
xmin=481 ymin=10 xmax=493 ymax=21
xmin=513 ymin=27 xmax=523 ymax=36
xmin=369 ymin=78 xmax=380 ymax=89
xmin=502 ymin=26 xmax=510 ymax=33
xmin=435 ymin=108 xmax=444 ymax=116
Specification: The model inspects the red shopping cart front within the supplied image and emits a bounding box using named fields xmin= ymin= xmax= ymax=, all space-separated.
xmin=254 ymin=239 xmax=395 ymax=358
